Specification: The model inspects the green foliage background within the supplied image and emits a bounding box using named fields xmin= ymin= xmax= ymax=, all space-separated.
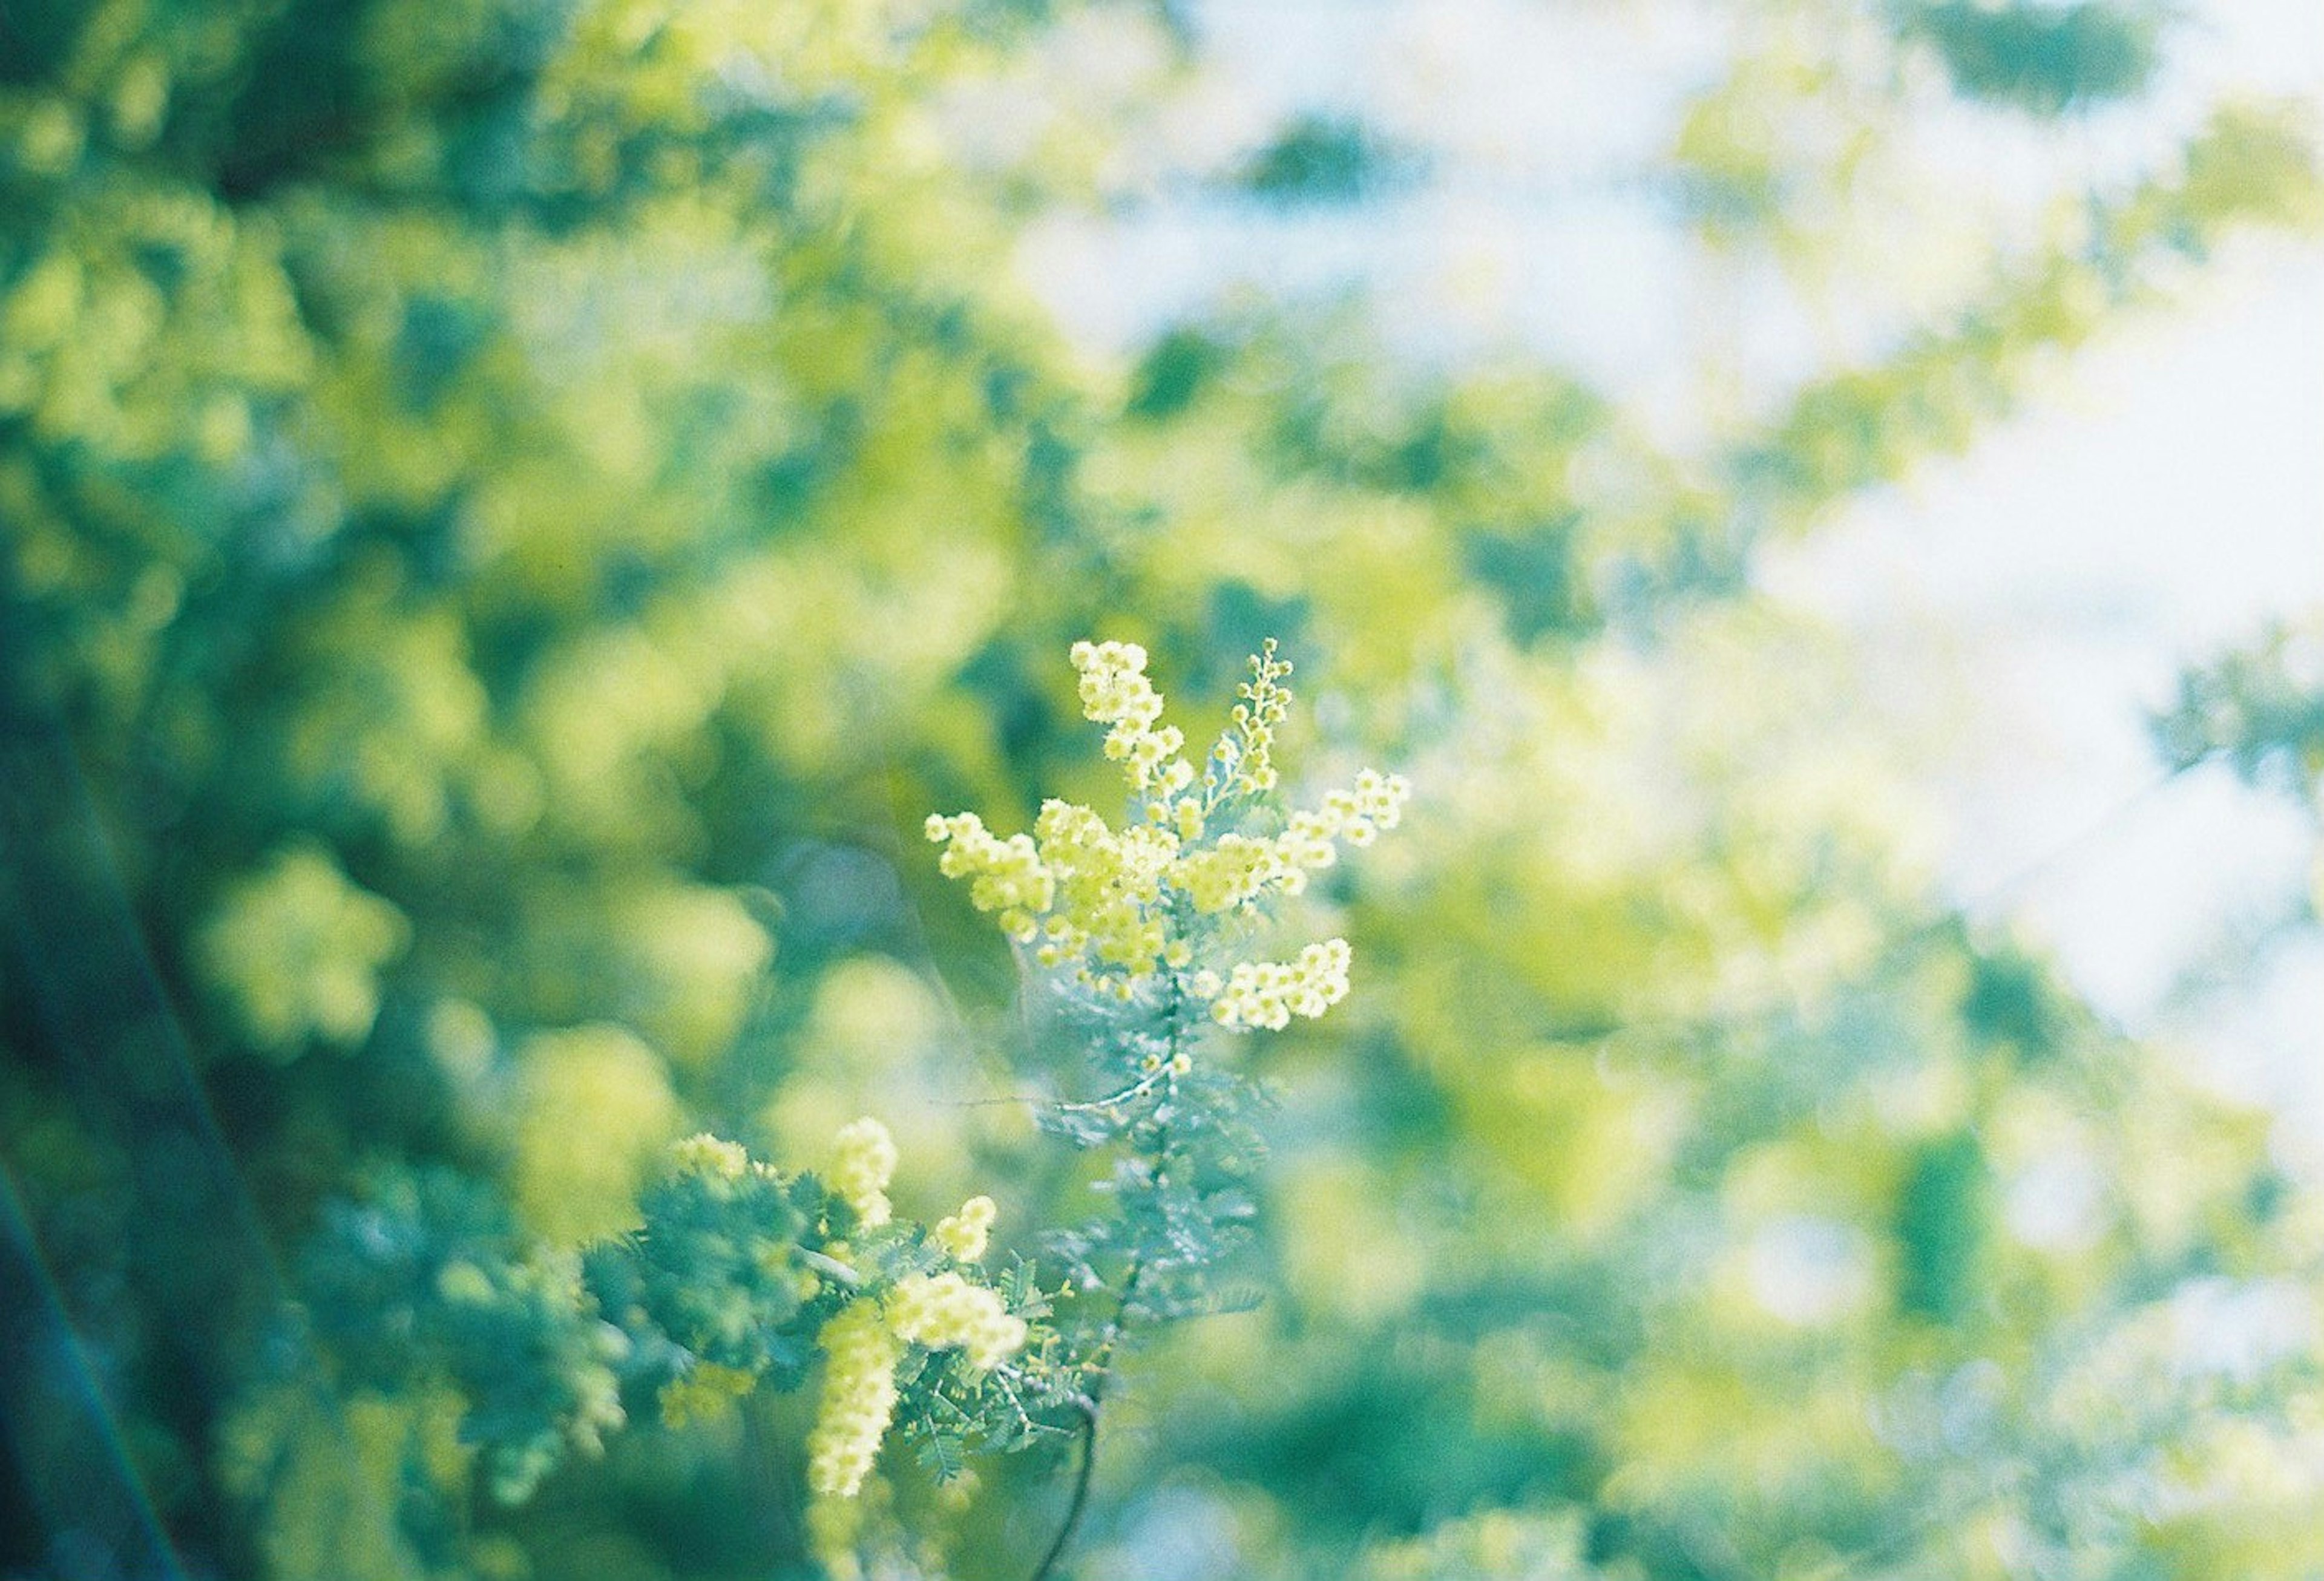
xmin=1 ymin=0 xmax=2320 ymax=1577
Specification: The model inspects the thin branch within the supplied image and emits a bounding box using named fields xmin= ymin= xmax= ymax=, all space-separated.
xmin=1028 ymin=1398 xmax=1100 ymax=1581
xmin=1027 ymin=973 xmax=1190 ymax=1581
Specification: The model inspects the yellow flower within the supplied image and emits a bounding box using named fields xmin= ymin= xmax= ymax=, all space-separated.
xmin=1226 ymin=637 xmax=1293 ymax=794
xmin=669 ymin=1133 xmax=751 ymax=1183
xmin=805 ymin=1301 xmax=903 ymax=1498
xmin=1031 ymin=799 xmax=1175 ymax=978
xmin=885 ymin=1272 xmax=1028 ymax=1372
xmin=933 ymin=1195 xmax=997 ymax=1262
xmin=1071 ymin=640 xmax=1191 ymax=793
xmin=1171 ymin=832 xmax=1282 ymax=914
xmin=1207 ymin=939 xmax=1355 ymax=1032
xmin=924 ymin=813 xmax=1052 ymax=940
xmin=925 ymin=640 xmax=1408 ymax=1023
xmin=659 ymin=1361 xmax=758 ymax=1428
xmin=829 ymin=1117 xmax=897 ymax=1228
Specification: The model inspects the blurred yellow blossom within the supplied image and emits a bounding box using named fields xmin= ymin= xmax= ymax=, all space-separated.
xmin=829 ymin=1116 xmax=899 ymax=1228
xmin=805 ymin=1300 xmax=904 ymax=1499
xmin=511 ymin=1026 xmax=678 ymax=1243
xmin=884 ymin=1271 xmax=1027 ymax=1372
xmin=933 ymin=1194 xmax=997 ymax=1262
xmin=197 ymin=844 xmax=410 ymax=1055
xmin=658 ymin=1361 xmax=758 ymax=1428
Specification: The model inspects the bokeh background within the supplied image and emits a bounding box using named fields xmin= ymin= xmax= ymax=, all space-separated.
xmin=2 ymin=1 xmax=2320 ymax=1577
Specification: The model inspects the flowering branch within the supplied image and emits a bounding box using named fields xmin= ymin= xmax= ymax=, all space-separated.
xmin=275 ymin=638 xmax=1408 ymax=1580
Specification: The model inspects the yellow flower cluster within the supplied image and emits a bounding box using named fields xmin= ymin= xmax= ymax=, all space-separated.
xmin=803 ymin=1275 xmax=1023 ymax=1502
xmin=922 ymin=813 xmax=1051 ymax=941
xmin=1072 ymin=639 xmax=1195 ymax=796
xmin=1229 ymin=638 xmax=1293 ymax=794
xmin=658 ymin=1360 xmax=758 ymax=1429
xmin=829 ymin=1117 xmax=897 ymax=1228
xmin=804 ymin=1127 xmax=1028 ymax=1501
xmin=1172 ymin=832 xmax=1282 ymax=915
xmin=885 ymin=1272 xmax=1028 ymax=1372
xmin=932 ymin=1194 xmax=996 ymax=1262
xmin=1029 ymin=799 xmax=1177 ymax=976
xmin=669 ymin=1132 xmax=752 ymax=1183
xmin=1291 ymin=768 xmax=1411 ymax=859
xmin=805 ymin=1300 xmax=905 ymax=1498
xmin=925 ymin=640 xmax=1408 ymax=1020
xmin=1168 ymin=765 xmax=1411 ymax=911
xmin=1204 ymin=939 xmax=1355 ymax=1031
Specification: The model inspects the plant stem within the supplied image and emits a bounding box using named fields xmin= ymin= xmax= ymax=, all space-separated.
xmin=1027 ymin=1396 xmax=1100 ymax=1581
xmin=1028 ymin=972 xmax=1190 ymax=1580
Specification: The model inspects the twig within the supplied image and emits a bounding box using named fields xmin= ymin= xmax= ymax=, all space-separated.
xmin=1026 ymin=974 xmax=1189 ymax=1581
xmin=1027 ymin=1397 xmax=1101 ymax=1581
